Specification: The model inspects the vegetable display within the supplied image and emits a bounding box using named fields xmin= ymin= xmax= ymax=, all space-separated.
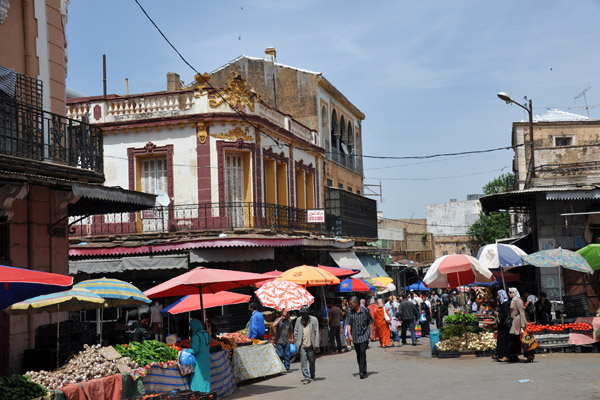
xmin=439 ymin=325 xmax=481 ymax=340
xmin=114 ymin=340 xmax=178 ymax=367
xmin=219 ymin=332 xmax=251 ymax=344
xmin=0 ymin=375 xmax=47 ymax=400
xmin=26 ymin=344 xmax=138 ymax=389
xmin=527 ymin=322 xmax=593 ymax=334
xmin=436 ymin=332 xmax=496 ymax=352
xmin=444 ymin=314 xmax=478 ymax=325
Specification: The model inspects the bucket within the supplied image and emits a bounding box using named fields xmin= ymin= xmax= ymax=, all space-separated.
xmin=430 ymin=329 xmax=440 ymax=355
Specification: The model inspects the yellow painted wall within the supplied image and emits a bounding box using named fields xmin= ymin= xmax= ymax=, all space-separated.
xmin=296 ymin=170 xmax=306 ymax=209
xmin=306 ymin=172 xmax=314 ymax=209
xmin=265 ymin=159 xmax=276 ymax=204
xmin=277 ymin=162 xmax=287 ymax=206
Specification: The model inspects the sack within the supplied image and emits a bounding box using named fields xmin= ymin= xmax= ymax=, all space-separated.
xmin=384 ymin=307 xmax=391 ymax=324
xmin=420 ymin=312 xmax=427 ymax=323
xmin=179 ymin=349 xmax=195 ymax=365
xmin=520 ymin=329 xmax=539 ymax=353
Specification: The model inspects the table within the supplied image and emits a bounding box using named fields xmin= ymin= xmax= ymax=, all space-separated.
xmin=231 ymin=342 xmax=286 ymax=382
xmin=569 ymin=317 xmax=600 ymax=345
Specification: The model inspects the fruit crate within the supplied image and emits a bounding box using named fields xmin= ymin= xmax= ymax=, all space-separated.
xmin=437 ymin=350 xmax=460 ymax=359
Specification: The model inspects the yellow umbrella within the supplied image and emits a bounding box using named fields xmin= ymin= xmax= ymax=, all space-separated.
xmin=5 ymin=288 xmax=106 ymax=367
xmin=276 ymin=265 xmax=340 ymax=287
xmin=368 ymin=277 xmax=393 ymax=288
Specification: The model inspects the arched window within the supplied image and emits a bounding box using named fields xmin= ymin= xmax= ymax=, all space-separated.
xmin=331 ymin=110 xmax=339 ymax=162
xmin=321 ymin=106 xmax=329 ymax=151
xmin=347 ymin=121 xmax=354 ymax=169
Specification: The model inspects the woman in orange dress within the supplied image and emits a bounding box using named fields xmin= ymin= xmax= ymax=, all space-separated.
xmin=373 ymin=298 xmax=391 ymax=347
xmin=367 ymin=298 xmax=379 ymax=341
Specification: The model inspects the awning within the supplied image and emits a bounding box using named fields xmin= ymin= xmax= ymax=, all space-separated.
xmin=329 ymin=251 xmax=371 ymax=279
xmin=190 ymin=247 xmax=274 ymax=263
xmin=69 ymin=254 xmax=188 ymax=274
xmin=68 ymin=183 xmax=156 ymax=216
xmin=357 ymin=255 xmax=389 ymax=278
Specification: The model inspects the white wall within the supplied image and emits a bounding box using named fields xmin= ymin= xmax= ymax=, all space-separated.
xmin=426 ymin=200 xmax=482 ymax=236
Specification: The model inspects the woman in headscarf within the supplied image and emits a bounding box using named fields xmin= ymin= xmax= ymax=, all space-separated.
xmin=189 ymin=318 xmax=211 ymax=392
xmin=372 ymin=298 xmax=391 ymax=347
xmin=495 ymin=289 xmax=511 ymax=361
xmin=367 ymin=298 xmax=379 ymax=342
xmin=506 ymin=287 xmax=530 ymax=362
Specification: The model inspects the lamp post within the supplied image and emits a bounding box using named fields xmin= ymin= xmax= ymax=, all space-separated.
xmin=497 ymin=92 xmax=535 ymax=188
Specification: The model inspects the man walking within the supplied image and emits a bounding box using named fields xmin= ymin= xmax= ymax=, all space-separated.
xmin=327 ymin=300 xmax=343 ymax=354
xmin=385 ymin=295 xmax=400 ymax=344
xmin=398 ymin=294 xmax=419 ymax=346
xmin=294 ymin=305 xmax=319 ymax=384
xmin=273 ymin=309 xmax=292 ymax=372
xmin=345 ymin=296 xmax=373 ymax=379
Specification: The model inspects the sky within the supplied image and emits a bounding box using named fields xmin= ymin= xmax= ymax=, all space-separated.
xmin=65 ymin=1 xmax=600 ymax=219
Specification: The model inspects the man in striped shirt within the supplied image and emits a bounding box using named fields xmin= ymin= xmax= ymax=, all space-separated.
xmin=345 ymin=296 xmax=374 ymax=379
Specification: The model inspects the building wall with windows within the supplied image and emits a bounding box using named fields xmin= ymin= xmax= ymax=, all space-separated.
xmin=68 ymin=73 xmax=324 ymax=223
xmin=208 ymin=51 xmax=365 ymax=198
xmin=512 ymin=109 xmax=600 ymax=189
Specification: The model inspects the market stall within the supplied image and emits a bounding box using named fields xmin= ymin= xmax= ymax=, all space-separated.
xmin=231 ymin=342 xmax=286 ymax=382
xmin=569 ymin=317 xmax=600 ymax=346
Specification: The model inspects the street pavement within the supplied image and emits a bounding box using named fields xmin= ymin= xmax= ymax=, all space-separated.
xmin=229 ymin=338 xmax=600 ymax=400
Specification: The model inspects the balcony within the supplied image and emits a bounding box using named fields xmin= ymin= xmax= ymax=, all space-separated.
xmin=69 ymin=202 xmax=325 ymax=237
xmin=325 ymin=187 xmax=377 ymax=240
xmin=0 ymin=95 xmax=103 ymax=173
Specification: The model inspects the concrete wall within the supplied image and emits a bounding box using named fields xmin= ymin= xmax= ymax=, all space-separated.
xmin=8 ymin=184 xmax=69 ymax=374
xmin=426 ymin=200 xmax=481 ymax=236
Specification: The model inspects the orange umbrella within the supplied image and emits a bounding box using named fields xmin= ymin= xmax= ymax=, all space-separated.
xmin=276 ymin=265 xmax=340 ymax=287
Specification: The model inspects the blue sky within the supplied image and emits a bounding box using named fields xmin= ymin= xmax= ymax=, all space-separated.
xmin=66 ymin=1 xmax=600 ymax=218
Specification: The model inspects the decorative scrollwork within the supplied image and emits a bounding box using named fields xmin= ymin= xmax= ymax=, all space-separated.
xmin=211 ymin=126 xmax=254 ymax=142
xmin=209 ymin=72 xmax=259 ymax=112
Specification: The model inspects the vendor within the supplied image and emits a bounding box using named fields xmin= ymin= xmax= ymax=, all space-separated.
xmin=189 ymin=318 xmax=211 ymax=393
xmin=132 ymin=312 xmax=155 ymax=342
xmin=248 ymin=302 xmax=265 ymax=340
xmin=103 ymin=317 xmax=129 ymax=347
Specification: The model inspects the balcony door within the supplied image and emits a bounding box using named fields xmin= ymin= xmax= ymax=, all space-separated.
xmin=139 ymin=157 xmax=168 ymax=232
xmin=225 ymin=153 xmax=246 ymax=228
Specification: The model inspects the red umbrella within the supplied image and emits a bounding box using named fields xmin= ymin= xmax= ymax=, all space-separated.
xmin=168 ymin=291 xmax=251 ymax=315
xmin=317 ymin=265 xmax=359 ymax=278
xmin=0 ymin=265 xmax=73 ymax=310
xmin=144 ymin=267 xmax=267 ymax=315
xmin=253 ymin=270 xmax=283 ymax=288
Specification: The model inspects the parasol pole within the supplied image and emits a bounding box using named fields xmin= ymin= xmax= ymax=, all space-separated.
xmin=199 ymin=285 xmax=206 ymax=322
xmin=500 ymin=266 xmax=507 ymax=292
xmin=559 ymin=266 xmax=564 ymax=324
xmin=56 ymin=304 xmax=60 ymax=369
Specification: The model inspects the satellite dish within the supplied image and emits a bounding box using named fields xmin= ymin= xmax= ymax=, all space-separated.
xmin=341 ymin=142 xmax=350 ymax=155
xmin=155 ymin=192 xmax=171 ymax=207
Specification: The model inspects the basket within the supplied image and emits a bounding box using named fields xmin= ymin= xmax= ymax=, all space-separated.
xmin=437 ymin=350 xmax=460 ymax=359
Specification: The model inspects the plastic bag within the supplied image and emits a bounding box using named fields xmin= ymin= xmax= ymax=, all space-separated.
xmin=289 ymin=343 xmax=296 ymax=356
xmin=179 ymin=349 xmax=195 ymax=365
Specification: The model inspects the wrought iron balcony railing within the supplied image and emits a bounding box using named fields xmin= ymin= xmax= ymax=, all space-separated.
xmin=69 ymin=202 xmax=325 ymax=237
xmin=0 ymin=96 xmax=103 ymax=173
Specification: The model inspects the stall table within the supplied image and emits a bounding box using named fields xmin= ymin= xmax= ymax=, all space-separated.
xmin=231 ymin=342 xmax=286 ymax=382
xmin=569 ymin=317 xmax=600 ymax=346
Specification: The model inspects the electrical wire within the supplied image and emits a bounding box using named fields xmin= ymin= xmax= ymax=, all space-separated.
xmin=367 ymin=166 xmax=509 ymax=181
xmin=133 ymin=0 xmax=295 ymax=152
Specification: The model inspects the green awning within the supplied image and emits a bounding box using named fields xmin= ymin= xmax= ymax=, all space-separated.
xmin=357 ymin=255 xmax=389 ymax=278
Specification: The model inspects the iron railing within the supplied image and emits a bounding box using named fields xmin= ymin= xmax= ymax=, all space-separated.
xmin=69 ymin=202 xmax=326 ymax=237
xmin=0 ymin=96 xmax=103 ymax=173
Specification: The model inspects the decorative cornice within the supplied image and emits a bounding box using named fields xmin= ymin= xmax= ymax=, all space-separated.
xmin=211 ymin=126 xmax=254 ymax=142
xmin=209 ymin=72 xmax=259 ymax=112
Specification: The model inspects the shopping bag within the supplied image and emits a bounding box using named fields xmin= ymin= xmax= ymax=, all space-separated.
xmin=420 ymin=312 xmax=427 ymax=323
xmin=520 ymin=329 xmax=539 ymax=353
xmin=179 ymin=349 xmax=195 ymax=365
xmin=289 ymin=343 xmax=296 ymax=356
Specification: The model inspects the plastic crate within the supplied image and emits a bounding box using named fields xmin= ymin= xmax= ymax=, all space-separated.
xmin=437 ymin=350 xmax=460 ymax=359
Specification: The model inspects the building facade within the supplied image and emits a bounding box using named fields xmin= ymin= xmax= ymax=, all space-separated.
xmin=208 ymin=49 xmax=366 ymax=198
xmin=0 ymin=0 xmax=153 ymax=373
xmin=426 ymin=199 xmax=481 ymax=258
xmin=481 ymin=109 xmax=600 ymax=312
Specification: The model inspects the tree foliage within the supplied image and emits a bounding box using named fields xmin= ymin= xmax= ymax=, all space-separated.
xmin=468 ymin=173 xmax=514 ymax=245
xmin=467 ymin=212 xmax=510 ymax=245
xmin=482 ymin=173 xmax=516 ymax=195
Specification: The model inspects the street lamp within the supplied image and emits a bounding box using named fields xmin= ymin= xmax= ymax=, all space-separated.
xmin=497 ymin=92 xmax=535 ymax=188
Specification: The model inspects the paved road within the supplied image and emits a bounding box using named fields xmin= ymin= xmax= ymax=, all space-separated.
xmin=229 ymin=339 xmax=600 ymax=400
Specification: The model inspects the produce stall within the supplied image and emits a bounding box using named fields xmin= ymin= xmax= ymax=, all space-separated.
xmin=569 ymin=317 xmax=600 ymax=346
xmin=527 ymin=321 xmax=597 ymax=350
xmin=434 ymin=313 xmax=496 ymax=358
xmin=231 ymin=342 xmax=286 ymax=382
